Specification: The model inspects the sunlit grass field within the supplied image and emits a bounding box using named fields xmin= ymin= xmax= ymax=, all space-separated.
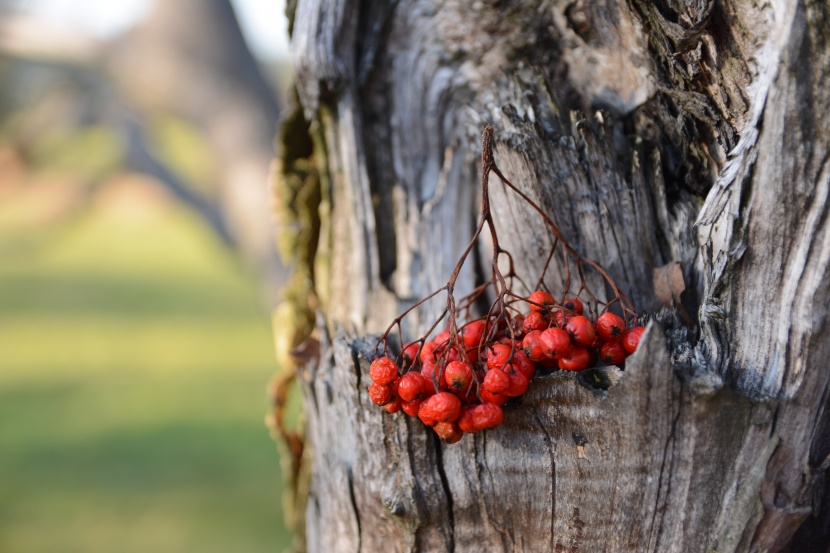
xmin=0 ymin=181 xmax=290 ymax=552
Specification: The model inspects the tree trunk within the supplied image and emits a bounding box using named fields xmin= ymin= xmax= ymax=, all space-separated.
xmin=279 ymin=0 xmax=830 ymax=551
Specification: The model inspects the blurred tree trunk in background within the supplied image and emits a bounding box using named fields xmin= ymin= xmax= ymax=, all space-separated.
xmin=276 ymin=0 xmax=830 ymax=551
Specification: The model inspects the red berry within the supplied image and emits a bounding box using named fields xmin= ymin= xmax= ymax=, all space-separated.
xmin=497 ymin=337 xmax=524 ymax=351
xmin=397 ymin=371 xmax=426 ymax=402
xmin=510 ymin=349 xmax=536 ymax=379
xmin=622 ymin=326 xmax=646 ymax=354
xmin=421 ymin=392 xmax=462 ymax=423
xmin=444 ymin=360 xmax=473 ymax=391
xmin=434 ymin=330 xmax=450 ymax=344
xmin=420 ymin=358 xmax=444 ymax=394
xmin=563 ymin=297 xmax=584 ymax=315
xmin=457 ymin=407 xmax=476 ymax=433
xmin=459 ymin=403 xmax=504 ymax=432
xmin=420 ymin=341 xmax=439 ymax=362
xmin=472 ymin=402 xmax=504 ymax=430
xmin=401 ymin=398 xmax=423 ymax=417
xmin=540 ymin=327 xmax=571 ymax=358
xmin=402 ymin=342 xmax=421 ymax=364
xmin=433 ymin=421 xmax=463 ymax=443
xmin=454 ymin=381 xmax=479 ymax=403
xmin=480 ymin=388 xmax=509 ymax=406
xmin=565 ymin=316 xmax=596 ymax=347
xmin=529 ymin=290 xmax=555 ymax=314
xmin=504 ymin=370 xmax=529 ymax=397
xmin=553 ymin=309 xmax=573 ymax=327
xmin=382 ymin=397 xmax=402 ymax=413
xmin=483 ymin=368 xmax=510 ymax=394
xmin=559 ymin=346 xmax=591 ymax=371
xmin=445 ymin=346 xmax=463 ymax=363
xmin=600 ymin=341 xmax=627 ymax=366
xmin=368 ymin=383 xmax=394 ymax=406
xmin=370 ymin=357 xmax=399 ymax=385
xmin=522 ymin=311 xmax=548 ymax=333
xmin=487 ymin=344 xmax=513 ymax=371
xmin=596 ymin=312 xmax=625 ymax=342
xmin=461 ymin=320 xmax=487 ymax=351
xmin=522 ymin=330 xmax=546 ymax=362
xmin=418 ymin=400 xmax=437 ymax=426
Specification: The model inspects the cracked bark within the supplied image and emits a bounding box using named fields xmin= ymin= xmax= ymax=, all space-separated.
xmin=284 ymin=0 xmax=830 ymax=551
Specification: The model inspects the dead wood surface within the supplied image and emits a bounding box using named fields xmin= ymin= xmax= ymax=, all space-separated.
xmin=287 ymin=1 xmax=830 ymax=551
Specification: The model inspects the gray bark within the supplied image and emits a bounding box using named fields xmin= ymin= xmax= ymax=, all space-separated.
xmin=287 ymin=0 xmax=830 ymax=551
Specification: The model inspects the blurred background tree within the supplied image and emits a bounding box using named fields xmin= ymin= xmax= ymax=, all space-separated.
xmin=0 ymin=1 xmax=296 ymax=552
xmin=0 ymin=0 xmax=290 ymax=296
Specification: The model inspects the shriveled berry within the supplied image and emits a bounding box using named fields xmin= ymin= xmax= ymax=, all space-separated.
xmin=421 ymin=392 xmax=462 ymax=423
xmin=471 ymin=402 xmax=504 ymax=430
xmin=461 ymin=320 xmax=487 ymax=351
xmin=511 ymin=313 xmax=525 ymax=334
xmin=563 ymin=297 xmax=584 ymax=315
xmin=433 ymin=421 xmax=463 ymax=444
xmin=540 ymin=327 xmax=571 ymax=358
xmin=480 ymin=388 xmax=509 ymax=406
xmin=529 ymin=290 xmax=555 ymax=314
xmin=487 ymin=344 xmax=513 ymax=371
xmin=558 ymin=346 xmax=590 ymax=371
xmin=368 ymin=383 xmax=394 ymax=406
xmin=522 ymin=311 xmax=548 ymax=333
xmin=622 ymin=326 xmax=646 ymax=354
xmin=444 ymin=360 xmax=473 ymax=391
xmin=596 ymin=312 xmax=625 ymax=342
xmin=370 ymin=357 xmax=399 ymax=385
xmin=483 ymin=368 xmax=510 ymax=394
xmin=522 ymin=330 xmax=546 ymax=362
xmin=504 ymin=370 xmax=529 ymax=397
xmin=600 ymin=341 xmax=627 ymax=366
xmin=457 ymin=407 xmax=476 ymax=433
xmin=566 ymin=316 xmax=596 ymax=347
xmin=398 ymin=371 xmax=426 ymax=402
xmin=382 ymin=397 xmax=402 ymax=413
xmin=401 ymin=398 xmax=423 ymax=417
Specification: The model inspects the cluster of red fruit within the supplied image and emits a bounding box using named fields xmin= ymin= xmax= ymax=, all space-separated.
xmin=368 ymin=289 xmax=646 ymax=444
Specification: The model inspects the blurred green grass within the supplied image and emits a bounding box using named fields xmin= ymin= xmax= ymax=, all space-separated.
xmin=0 ymin=184 xmax=290 ymax=553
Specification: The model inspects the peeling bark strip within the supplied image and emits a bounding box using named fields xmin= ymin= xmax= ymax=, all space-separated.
xmin=286 ymin=0 xmax=830 ymax=551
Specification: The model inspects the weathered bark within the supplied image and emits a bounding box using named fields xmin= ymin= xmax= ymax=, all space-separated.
xmin=282 ymin=0 xmax=830 ymax=551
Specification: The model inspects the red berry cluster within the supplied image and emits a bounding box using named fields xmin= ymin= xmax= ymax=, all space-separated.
xmin=368 ymin=293 xmax=645 ymax=443
xmin=368 ymin=126 xmax=645 ymax=444
xmin=521 ymin=291 xmax=645 ymax=371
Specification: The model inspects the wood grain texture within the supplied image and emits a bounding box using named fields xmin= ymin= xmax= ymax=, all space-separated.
xmin=286 ymin=0 xmax=830 ymax=550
